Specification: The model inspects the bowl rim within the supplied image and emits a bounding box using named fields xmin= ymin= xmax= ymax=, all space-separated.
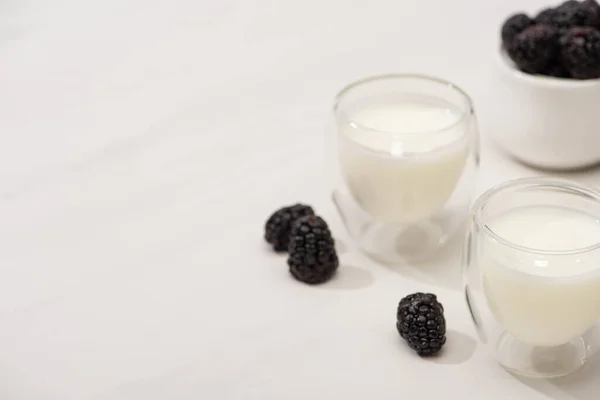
xmin=497 ymin=47 xmax=600 ymax=89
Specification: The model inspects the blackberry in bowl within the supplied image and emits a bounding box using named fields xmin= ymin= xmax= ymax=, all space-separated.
xmin=561 ymin=26 xmax=600 ymax=79
xmin=503 ymin=1 xmax=600 ymax=80
xmin=501 ymin=13 xmax=536 ymax=46
xmin=506 ymin=24 xmax=561 ymax=74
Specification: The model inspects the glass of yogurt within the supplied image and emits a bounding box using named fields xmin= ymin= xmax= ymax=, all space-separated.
xmin=463 ymin=177 xmax=600 ymax=378
xmin=329 ymin=74 xmax=479 ymax=264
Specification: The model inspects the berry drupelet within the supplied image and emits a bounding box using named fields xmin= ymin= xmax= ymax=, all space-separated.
xmin=507 ymin=24 xmax=561 ymax=74
xmin=264 ymin=204 xmax=315 ymax=252
xmin=560 ymin=26 xmax=600 ymax=78
xmin=502 ymin=13 xmax=536 ymax=47
xmin=287 ymin=215 xmax=338 ymax=284
xmin=397 ymin=293 xmax=447 ymax=357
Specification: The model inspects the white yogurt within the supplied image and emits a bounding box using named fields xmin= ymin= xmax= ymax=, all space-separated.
xmin=338 ymin=95 xmax=468 ymax=224
xmin=482 ymin=205 xmax=600 ymax=347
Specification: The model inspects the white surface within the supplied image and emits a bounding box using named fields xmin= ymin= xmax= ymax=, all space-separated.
xmin=2 ymin=0 xmax=600 ymax=399
xmin=483 ymin=206 xmax=600 ymax=346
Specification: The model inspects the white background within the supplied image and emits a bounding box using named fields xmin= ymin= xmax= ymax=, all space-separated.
xmin=1 ymin=0 xmax=600 ymax=398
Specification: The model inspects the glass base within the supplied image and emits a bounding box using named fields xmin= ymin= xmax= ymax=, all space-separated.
xmin=332 ymin=189 xmax=459 ymax=264
xmin=356 ymin=219 xmax=447 ymax=264
xmin=495 ymin=332 xmax=587 ymax=379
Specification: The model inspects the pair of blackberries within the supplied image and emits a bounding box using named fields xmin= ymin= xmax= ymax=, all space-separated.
xmin=264 ymin=204 xmax=339 ymax=284
xmin=502 ymin=0 xmax=600 ymax=79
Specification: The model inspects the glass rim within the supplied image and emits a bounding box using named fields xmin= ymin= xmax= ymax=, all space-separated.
xmin=473 ymin=177 xmax=600 ymax=256
xmin=332 ymin=73 xmax=474 ymax=137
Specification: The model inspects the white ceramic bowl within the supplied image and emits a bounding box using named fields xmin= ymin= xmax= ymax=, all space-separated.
xmin=484 ymin=49 xmax=600 ymax=170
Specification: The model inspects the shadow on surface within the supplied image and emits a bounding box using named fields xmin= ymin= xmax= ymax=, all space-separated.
xmin=515 ymin=327 xmax=600 ymax=400
xmin=428 ymin=330 xmax=477 ymax=365
xmin=383 ymin=226 xmax=465 ymax=292
xmin=515 ymin=355 xmax=600 ymax=400
xmin=395 ymin=329 xmax=477 ymax=365
xmin=334 ymin=238 xmax=347 ymax=255
xmin=320 ymin=265 xmax=374 ymax=291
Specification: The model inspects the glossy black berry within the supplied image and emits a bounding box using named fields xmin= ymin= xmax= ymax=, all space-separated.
xmin=396 ymin=293 xmax=446 ymax=357
xmin=560 ymin=26 xmax=600 ymax=78
xmin=507 ymin=24 xmax=560 ymax=74
xmin=287 ymin=215 xmax=338 ymax=284
xmin=501 ymin=13 xmax=535 ymax=47
xmin=264 ymin=204 xmax=315 ymax=252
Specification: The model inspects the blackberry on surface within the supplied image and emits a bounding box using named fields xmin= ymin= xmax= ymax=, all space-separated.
xmin=264 ymin=204 xmax=315 ymax=252
xmin=287 ymin=215 xmax=338 ymax=284
xmin=560 ymin=26 xmax=600 ymax=78
xmin=507 ymin=24 xmax=560 ymax=74
xmin=396 ymin=293 xmax=446 ymax=357
xmin=502 ymin=13 xmax=536 ymax=48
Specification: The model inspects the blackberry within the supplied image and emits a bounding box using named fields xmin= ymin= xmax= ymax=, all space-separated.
xmin=264 ymin=204 xmax=315 ymax=252
xmin=507 ymin=24 xmax=560 ymax=74
xmin=560 ymin=26 xmax=600 ymax=78
xmin=287 ymin=215 xmax=338 ymax=284
xmin=396 ymin=293 xmax=446 ymax=357
xmin=539 ymin=1 xmax=587 ymax=30
xmin=581 ymin=0 xmax=600 ymax=27
xmin=560 ymin=0 xmax=584 ymax=10
xmin=544 ymin=61 xmax=572 ymax=77
xmin=501 ymin=13 xmax=535 ymax=48
xmin=536 ymin=1 xmax=599 ymax=31
xmin=536 ymin=7 xmax=559 ymax=25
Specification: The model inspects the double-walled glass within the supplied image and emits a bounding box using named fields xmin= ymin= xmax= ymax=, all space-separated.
xmin=329 ymin=74 xmax=479 ymax=264
xmin=463 ymin=177 xmax=600 ymax=378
